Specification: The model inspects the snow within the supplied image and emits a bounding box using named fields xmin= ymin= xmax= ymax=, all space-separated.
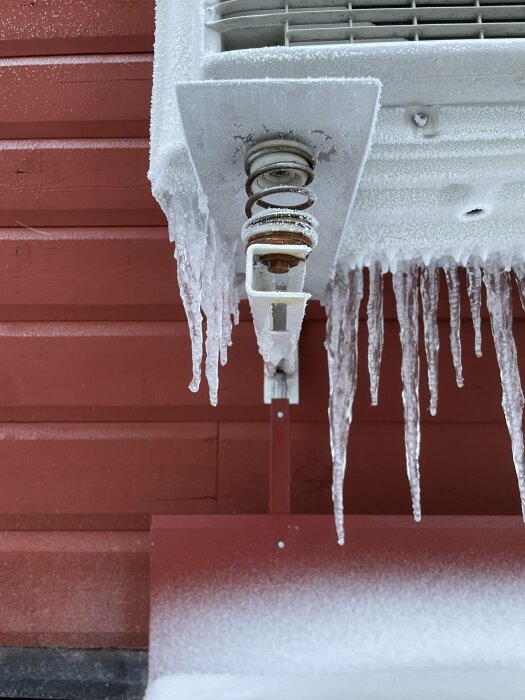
xmin=146 ymin=561 xmax=525 ymax=698
xmin=147 ymin=668 xmax=525 ymax=700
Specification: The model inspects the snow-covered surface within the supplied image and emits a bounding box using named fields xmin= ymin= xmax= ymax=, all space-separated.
xmin=147 ymin=668 xmax=525 ymax=700
xmin=146 ymin=563 xmax=525 ymax=698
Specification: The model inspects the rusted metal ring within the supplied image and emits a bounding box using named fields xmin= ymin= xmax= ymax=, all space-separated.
xmin=245 ymin=231 xmax=313 ymax=251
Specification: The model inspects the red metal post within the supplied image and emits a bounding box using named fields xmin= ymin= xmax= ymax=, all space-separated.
xmin=269 ymin=398 xmax=291 ymax=515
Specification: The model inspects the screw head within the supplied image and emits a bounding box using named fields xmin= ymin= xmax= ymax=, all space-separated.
xmin=413 ymin=112 xmax=429 ymax=128
xmin=277 ymin=541 xmax=286 ymax=549
xmin=277 ymin=411 xmax=285 ymax=419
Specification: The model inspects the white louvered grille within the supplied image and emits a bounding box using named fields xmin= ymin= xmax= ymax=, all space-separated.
xmin=207 ymin=0 xmax=525 ymax=49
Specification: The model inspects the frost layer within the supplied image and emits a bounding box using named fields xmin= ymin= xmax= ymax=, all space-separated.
xmin=327 ymin=255 xmax=525 ymax=543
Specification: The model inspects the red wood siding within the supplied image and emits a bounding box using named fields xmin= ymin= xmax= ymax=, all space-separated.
xmin=1 ymin=0 xmax=523 ymax=649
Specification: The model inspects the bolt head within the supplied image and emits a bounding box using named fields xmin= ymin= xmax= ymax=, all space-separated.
xmin=413 ymin=112 xmax=429 ymax=128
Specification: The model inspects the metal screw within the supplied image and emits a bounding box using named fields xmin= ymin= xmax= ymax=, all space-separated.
xmin=277 ymin=411 xmax=284 ymax=419
xmin=277 ymin=541 xmax=286 ymax=549
xmin=413 ymin=112 xmax=429 ymax=128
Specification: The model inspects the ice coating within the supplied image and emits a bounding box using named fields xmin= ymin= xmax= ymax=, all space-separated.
xmin=367 ymin=262 xmax=384 ymax=406
xmin=325 ymin=267 xmax=363 ymax=545
xmin=467 ymin=262 xmax=483 ymax=358
xmin=445 ymin=264 xmax=464 ymax=389
xmin=393 ymin=264 xmax=422 ymax=522
xmin=483 ymin=264 xmax=525 ymax=519
xmin=420 ymin=265 xmax=440 ymax=417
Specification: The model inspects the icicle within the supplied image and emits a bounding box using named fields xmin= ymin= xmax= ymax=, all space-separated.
xmin=201 ymin=229 xmax=238 ymax=406
xmin=326 ymin=267 xmax=363 ymax=545
xmin=219 ymin=242 xmax=240 ymax=368
xmin=166 ymin=185 xmax=208 ymax=393
xmin=445 ymin=264 xmax=464 ymax=388
xmin=166 ymin=179 xmax=239 ymax=406
xmin=513 ymin=262 xmax=525 ymax=312
xmin=483 ymin=263 xmax=525 ymax=520
xmin=367 ymin=262 xmax=384 ymax=406
xmin=420 ymin=264 xmax=440 ymax=416
xmin=393 ymin=264 xmax=422 ymax=522
xmin=466 ymin=262 xmax=483 ymax=358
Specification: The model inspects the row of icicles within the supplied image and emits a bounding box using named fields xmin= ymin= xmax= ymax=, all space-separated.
xmin=326 ymin=259 xmax=525 ymax=544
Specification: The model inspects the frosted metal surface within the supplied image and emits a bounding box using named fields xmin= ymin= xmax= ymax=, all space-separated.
xmin=175 ymin=78 xmax=381 ymax=299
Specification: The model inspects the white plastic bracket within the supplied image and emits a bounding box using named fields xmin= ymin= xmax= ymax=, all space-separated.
xmin=245 ymin=243 xmax=311 ymax=405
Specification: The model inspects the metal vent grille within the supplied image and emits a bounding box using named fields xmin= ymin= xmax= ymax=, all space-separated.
xmin=207 ymin=0 xmax=525 ymax=50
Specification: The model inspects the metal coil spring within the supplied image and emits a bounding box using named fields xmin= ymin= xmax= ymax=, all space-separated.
xmin=244 ymin=161 xmax=315 ymax=218
xmin=244 ymin=141 xmax=316 ymax=219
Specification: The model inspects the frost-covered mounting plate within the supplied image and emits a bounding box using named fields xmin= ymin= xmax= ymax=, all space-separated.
xmin=176 ymin=78 xmax=381 ymax=300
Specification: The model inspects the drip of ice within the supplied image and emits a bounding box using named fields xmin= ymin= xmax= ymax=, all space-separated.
xmin=393 ymin=264 xmax=422 ymax=522
xmin=483 ymin=263 xmax=525 ymax=519
xmin=367 ymin=262 xmax=384 ymax=406
xmin=467 ymin=262 xmax=483 ymax=358
xmin=420 ymin=265 xmax=440 ymax=417
xmin=444 ymin=263 xmax=464 ymax=388
xmin=325 ymin=267 xmax=363 ymax=545
xmin=165 ymin=181 xmax=239 ymax=405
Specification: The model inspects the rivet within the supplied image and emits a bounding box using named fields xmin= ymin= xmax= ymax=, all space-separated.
xmin=277 ymin=541 xmax=286 ymax=549
xmin=277 ymin=411 xmax=285 ymax=419
xmin=413 ymin=112 xmax=429 ymax=128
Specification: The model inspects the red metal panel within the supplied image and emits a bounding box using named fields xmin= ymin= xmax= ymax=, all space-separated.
xmin=1 ymin=56 xmax=152 ymax=138
xmin=0 ymin=531 xmax=149 ymax=648
xmin=149 ymin=514 xmax=525 ymax=679
xmin=0 ymin=0 xmax=154 ymax=57
xmin=218 ymin=422 xmax=269 ymax=514
xmin=291 ymin=422 xmax=522 ymax=516
xmin=0 ymin=423 xmax=217 ymax=530
xmin=270 ymin=399 xmax=291 ymax=515
xmin=0 ymin=228 xmax=183 ymax=321
xmin=0 ymin=141 xmax=163 ymax=227
xmin=0 ymin=321 xmax=267 ymax=422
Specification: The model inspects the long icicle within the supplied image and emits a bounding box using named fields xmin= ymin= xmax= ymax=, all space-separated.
xmin=326 ymin=267 xmax=363 ymax=545
xmin=420 ymin=264 xmax=440 ymax=416
xmin=483 ymin=263 xmax=525 ymax=519
xmin=393 ymin=264 xmax=422 ymax=521
xmin=466 ymin=262 xmax=483 ymax=358
xmin=445 ymin=263 xmax=464 ymax=388
xmin=167 ymin=186 xmax=208 ymax=393
xmin=367 ymin=262 xmax=384 ymax=406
